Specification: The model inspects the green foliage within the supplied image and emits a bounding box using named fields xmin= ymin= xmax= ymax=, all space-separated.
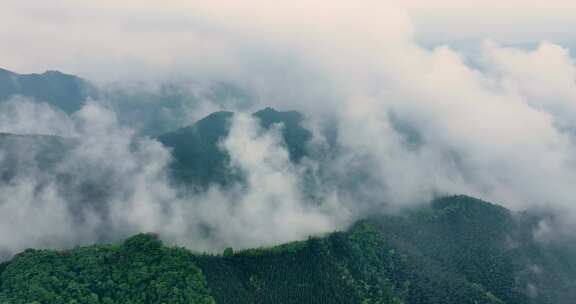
xmin=222 ymin=248 xmax=234 ymax=257
xmin=362 ymin=195 xmax=576 ymax=304
xmin=193 ymin=235 xmax=364 ymax=304
xmin=0 ymin=234 xmax=214 ymax=304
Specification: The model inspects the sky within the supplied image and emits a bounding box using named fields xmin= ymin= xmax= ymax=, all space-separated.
xmin=1 ymin=0 xmax=576 ymax=80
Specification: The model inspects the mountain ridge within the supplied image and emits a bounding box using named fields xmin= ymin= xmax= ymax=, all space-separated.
xmin=0 ymin=67 xmax=91 ymax=114
xmin=1 ymin=195 xmax=574 ymax=303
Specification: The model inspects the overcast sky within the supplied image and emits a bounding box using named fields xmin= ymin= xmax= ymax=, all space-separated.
xmin=1 ymin=0 xmax=575 ymax=80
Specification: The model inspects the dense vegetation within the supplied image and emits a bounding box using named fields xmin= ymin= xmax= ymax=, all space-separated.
xmin=0 ymin=234 xmax=214 ymax=304
xmin=1 ymin=196 xmax=574 ymax=303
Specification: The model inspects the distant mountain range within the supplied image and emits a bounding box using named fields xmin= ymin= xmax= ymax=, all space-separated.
xmin=0 ymin=68 xmax=91 ymax=114
xmin=0 ymin=67 xmax=254 ymax=136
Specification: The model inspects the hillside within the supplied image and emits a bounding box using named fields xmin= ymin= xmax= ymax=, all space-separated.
xmin=1 ymin=196 xmax=574 ymax=304
xmin=156 ymin=107 xmax=312 ymax=187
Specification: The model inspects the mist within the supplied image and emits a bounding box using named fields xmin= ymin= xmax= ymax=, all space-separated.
xmin=1 ymin=1 xmax=576 ymax=256
xmin=0 ymin=99 xmax=347 ymax=257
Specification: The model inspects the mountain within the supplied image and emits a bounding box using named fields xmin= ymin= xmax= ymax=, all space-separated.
xmin=0 ymin=107 xmax=313 ymax=203
xmin=156 ymin=107 xmax=312 ymax=187
xmin=1 ymin=196 xmax=574 ymax=303
xmin=156 ymin=110 xmax=235 ymax=187
xmin=0 ymin=68 xmax=91 ymax=114
xmin=1 ymin=68 xmax=574 ymax=303
xmin=0 ymin=68 xmax=255 ymax=136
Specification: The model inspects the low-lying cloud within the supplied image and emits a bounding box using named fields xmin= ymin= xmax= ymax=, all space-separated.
xmin=0 ymin=99 xmax=346 ymax=257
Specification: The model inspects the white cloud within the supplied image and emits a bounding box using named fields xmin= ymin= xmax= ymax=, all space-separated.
xmin=1 ymin=1 xmax=575 ymax=80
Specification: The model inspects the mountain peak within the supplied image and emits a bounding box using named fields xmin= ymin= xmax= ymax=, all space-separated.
xmin=41 ymin=70 xmax=75 ymax=78
xmin=174 ymin=111 xmax=233 ymax=134
xmin=0 ymin=68 xmax=89 ymax=114
xmin=0 ymin=67 xmax=16 ymax=77
xmin=253 ymin=107 xmax=304 ymax=125
xmin=0 ymin=68 xmax=74 ymax=78
xmin=254 ymin=106 xmax=300 ymax=117
xmin=255 ymin=106 xmax=278 ymax=114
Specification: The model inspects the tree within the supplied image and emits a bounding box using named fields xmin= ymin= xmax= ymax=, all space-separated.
xmin=223 ymin=247 xmax=234 ymax=257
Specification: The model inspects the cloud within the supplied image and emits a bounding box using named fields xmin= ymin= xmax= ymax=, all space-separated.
xmin=2 ymin=1 xmax=575 ymax=80
xmin=0 ymin=97 xmax=76 ymax=136
xmin=161 ymin=113 xmax=346 ymax=251
xmin=482 ymin=41 xmax=576 ymax=130
xmin=0 ymin=101 xmax=170 ymax=256
xmin=96 ymin=78 xmax=255 ymax=136
xmin=0 ymin=101 xmax=346 ymax=257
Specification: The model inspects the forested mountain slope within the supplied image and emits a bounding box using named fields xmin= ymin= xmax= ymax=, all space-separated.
xmin=156 ymin=107 xmax=312 ymax=187
xmin=1 ymin=196 xmax=574 ymax=304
